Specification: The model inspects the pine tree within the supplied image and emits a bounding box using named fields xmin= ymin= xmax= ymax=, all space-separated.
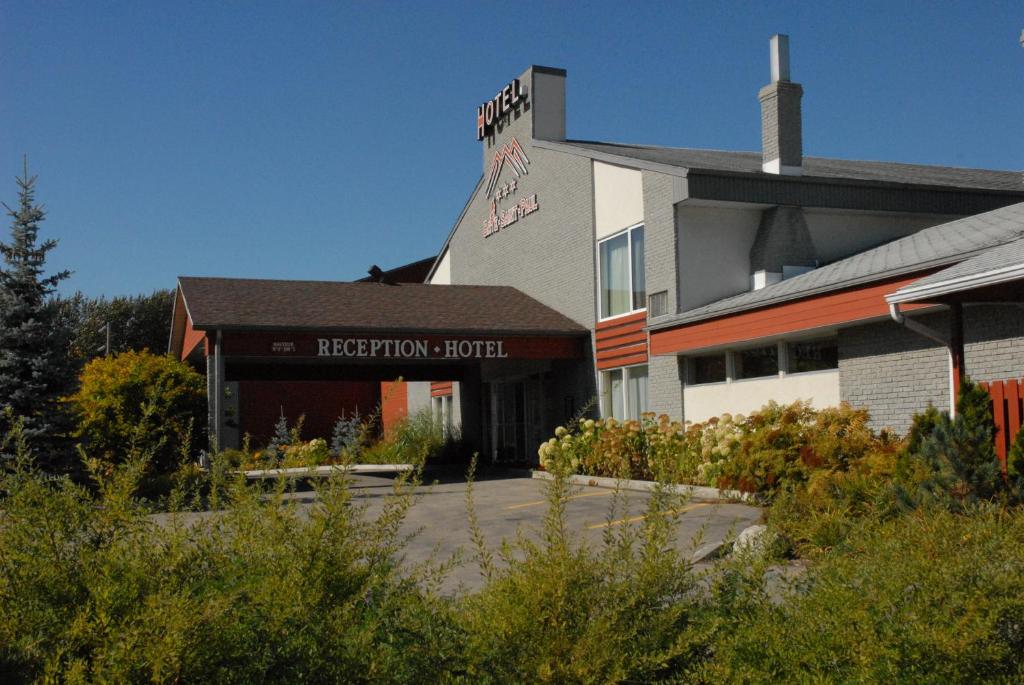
xmin=0 ymin=159 xmax=76 ymax=468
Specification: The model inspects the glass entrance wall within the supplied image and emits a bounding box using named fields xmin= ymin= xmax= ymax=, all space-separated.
xmin=483 ymin=375 xmax=547 ymax=464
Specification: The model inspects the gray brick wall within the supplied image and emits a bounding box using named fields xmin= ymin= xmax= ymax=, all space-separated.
xmin=839 ymin=305 xmax=1024 ymax=433
xmin=448 ymin=73 xmax=598 ymax=430
xmin=642 ymin=171 xmax=677 ymax=316
xmin=648 ymin=353 xmax=683 ymax=419
xmin=641 ymin=171 xmax=684 ymax=420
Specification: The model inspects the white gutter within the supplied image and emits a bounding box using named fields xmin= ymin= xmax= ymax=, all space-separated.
xmin=888 ymin=303 xmax=956 ymax=417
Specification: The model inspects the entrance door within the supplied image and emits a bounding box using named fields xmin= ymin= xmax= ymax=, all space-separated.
xmin=485 ymin=379 xmax=544 ymax=464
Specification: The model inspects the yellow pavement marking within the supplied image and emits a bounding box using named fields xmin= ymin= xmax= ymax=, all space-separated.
xmin=505 ymin=490 xmax=613 ymax=510
xmin=587 ymin=502 xmax=711 ymax=530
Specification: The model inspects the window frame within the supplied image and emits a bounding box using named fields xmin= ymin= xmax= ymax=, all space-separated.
xmin=599 ymin=362 xmax=649 ymax=421
xmin=597 ymin=222 xmax=646 ymax=322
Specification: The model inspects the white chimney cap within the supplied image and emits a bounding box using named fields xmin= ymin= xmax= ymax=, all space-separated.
xmin=770 ymin=34 xmax=790 ymax=82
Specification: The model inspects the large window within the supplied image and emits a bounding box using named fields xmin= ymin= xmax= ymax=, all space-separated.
xmin=601 ymin=364 xmax=649 ymax=420
xmin=735 ymin=345 xmax=778 ymax=379
xmin=599 ymin=224 xmax=645 ymax=319
xmin=788 ymin=339 xmax=839 ymax=373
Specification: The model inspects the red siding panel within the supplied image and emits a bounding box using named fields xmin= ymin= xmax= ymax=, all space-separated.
xmin=650 ymin=273 xmax=935 ymax=356
xmin=595 ymin=311 xmax=649 ymax=369
xmin=181 ymin=317 xmax=206 ymax=360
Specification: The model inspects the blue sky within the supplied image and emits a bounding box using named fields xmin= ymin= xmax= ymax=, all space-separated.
xmin=2 ymin=1 xmax=1022 ymax=297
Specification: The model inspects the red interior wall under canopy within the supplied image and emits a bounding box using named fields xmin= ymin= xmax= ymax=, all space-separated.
xmin=238 ymin=381 xmax=379 ymax=446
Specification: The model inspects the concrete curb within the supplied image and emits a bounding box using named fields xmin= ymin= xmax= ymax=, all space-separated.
xmin=241 ymin=464 xmax=414 ymax=480
xmin=530 ymin=470 xmax=761 ymax=504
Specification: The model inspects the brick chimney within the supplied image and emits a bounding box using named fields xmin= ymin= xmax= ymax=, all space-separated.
xmin=758 ymin=34 xmax=802 ymax=176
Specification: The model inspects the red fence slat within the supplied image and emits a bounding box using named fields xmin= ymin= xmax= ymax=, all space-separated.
xmin=981 ymin=378 xmax=1024 ymax=475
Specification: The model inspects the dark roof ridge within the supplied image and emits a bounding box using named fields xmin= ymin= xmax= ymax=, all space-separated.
xmin=561 ymin=138 xmax=1023 ymax=175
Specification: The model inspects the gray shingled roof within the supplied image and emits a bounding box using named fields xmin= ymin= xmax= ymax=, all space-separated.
xmin=559 ymin=141 xmax=1024 ymax=191
xmin=650 ymin=201 xmax=1024 ymax=329
xmin=177 ymin=277 xmax=587 ymax=335
xmin=887 ymin=236 xmax=1024 ymax=303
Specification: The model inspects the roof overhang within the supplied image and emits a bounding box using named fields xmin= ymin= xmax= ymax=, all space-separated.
xmin=887 ymin=262 xmax=1024 ymax=305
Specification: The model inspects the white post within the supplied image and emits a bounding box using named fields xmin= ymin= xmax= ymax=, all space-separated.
xmin=213 ymin=330 xmax=223 ymax=452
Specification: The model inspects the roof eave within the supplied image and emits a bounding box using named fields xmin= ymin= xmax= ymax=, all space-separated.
xmin=886 ymin=263 xmax=1024 ymax=305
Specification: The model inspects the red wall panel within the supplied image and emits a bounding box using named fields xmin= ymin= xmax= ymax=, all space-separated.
xmin=237 ymin=380 xmax=379 ymax=446
xmin=380 ymin=381 xmax=408 ymax=435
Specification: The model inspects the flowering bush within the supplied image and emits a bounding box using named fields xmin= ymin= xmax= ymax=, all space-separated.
xmin=537 ymin=401 xmax=901 ymax=496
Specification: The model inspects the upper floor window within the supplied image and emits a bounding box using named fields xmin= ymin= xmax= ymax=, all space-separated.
xmin=599 ymin=224 xmax=645 ymax=319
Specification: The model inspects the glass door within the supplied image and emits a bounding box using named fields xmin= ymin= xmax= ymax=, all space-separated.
xmin=486 ymin=379 xmax=541 ymax=464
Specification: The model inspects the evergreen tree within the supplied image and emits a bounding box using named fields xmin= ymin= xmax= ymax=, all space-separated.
xmin=0 ymin=160 xmax=75 ymax=467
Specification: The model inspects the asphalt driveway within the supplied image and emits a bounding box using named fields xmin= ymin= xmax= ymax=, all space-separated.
xmin=344 ymin=469 xmax=763 ymax=593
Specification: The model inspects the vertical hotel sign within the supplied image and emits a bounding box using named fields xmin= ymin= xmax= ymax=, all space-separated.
xmin=475 ymin=77 xmax=541 ymax=238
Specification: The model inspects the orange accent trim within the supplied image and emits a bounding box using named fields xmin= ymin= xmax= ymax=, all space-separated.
xmin=181 ymin=316 xmax=206 ymax=361
xmin=595 ymin=310 xmax=649 ymax=369
xmin=430 ymin=381 xmax=453 ymax=397
xmin=597 ymin=351 xmax=649 ymax=370
xmin=650 ymin=273 xmax=935 ymax=356
xmin=596 ymin=330 xmax=647 ymax=348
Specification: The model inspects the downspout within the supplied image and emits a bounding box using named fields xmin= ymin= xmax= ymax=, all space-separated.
xmin=888 ymin=303 xmax=957 ymax=418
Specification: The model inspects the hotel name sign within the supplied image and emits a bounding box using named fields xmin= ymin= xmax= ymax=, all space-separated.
xmin=318 ymin=337 xmax=509 ymax=360
xmin=476 ymin=77 xmax=527 ymax=141
xmin=218 ymin=332 xmax=582 ymax=361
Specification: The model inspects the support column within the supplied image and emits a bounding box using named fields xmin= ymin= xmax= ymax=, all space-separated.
xmin=212 ymin=330 xmax=224 ymax=452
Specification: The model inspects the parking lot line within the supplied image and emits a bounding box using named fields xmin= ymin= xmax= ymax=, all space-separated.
xmin=505 ymin=490 xmax=613 ymax=510
xmin=586 ymin=502 xmax=711 ymax=530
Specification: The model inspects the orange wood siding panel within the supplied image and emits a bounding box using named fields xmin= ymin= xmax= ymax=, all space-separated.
xmin=649 ymin=273 xmax=935 ymax=356
xmin=381 ymin=381 xmax=408 ymax=435
xmin=595 ymin=310 xmax=649 ymax=370
xmin=181 ymin=316 xmax=206 ymax=360
xmin=430 ymin=381 xmax=453 ymax=397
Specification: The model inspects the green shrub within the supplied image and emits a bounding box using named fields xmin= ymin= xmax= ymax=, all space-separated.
xmin=360 ymin=409 xmax=450 ymax=466
xmin=68 ymin=350 xmax=205 ymax=476
xmin=702 ymin=505 xmax=1024 ymax=682
xmin=456 ymin=462 xmax=706 ymax=683
xmin=0 ymin=452 xmax=459 ymax=682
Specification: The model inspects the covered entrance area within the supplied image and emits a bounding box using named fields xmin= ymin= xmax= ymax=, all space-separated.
xmin=169 ymin=276 xmax=588 ymax=461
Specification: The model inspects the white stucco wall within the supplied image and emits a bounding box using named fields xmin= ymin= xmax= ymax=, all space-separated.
xmin=593 ymin=161 xmax=644 ymax=239
xmin=676 ymin=205 xmax=761 ymax=312
xmin=683 ymin=369 xmax=840 ymax=423
xmin=430 ymin=249 xmax=451 ymax=285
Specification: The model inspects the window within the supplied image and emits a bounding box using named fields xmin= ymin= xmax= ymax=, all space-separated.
xmin=601 ymin=364 xmax=649 ymax=420
xmin=735 ymin=345 xmax=778 ymax=379
xmin=599 ymin=225 xmax=645 ymax=318
xmin=788 ymin=339 xmax=838 ymax=373
xmin=689 ymin=354 xmax=727 ymax=384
